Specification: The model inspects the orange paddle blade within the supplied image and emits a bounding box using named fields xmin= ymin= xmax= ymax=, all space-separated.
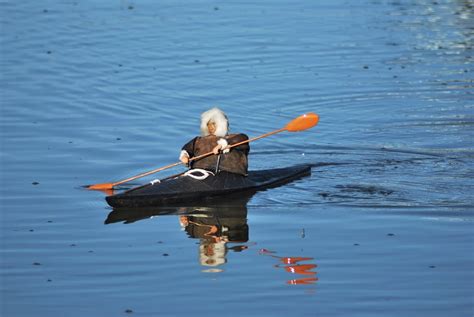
xmin=285 ymin=112 xmax=319 ymax=132
xmin=88 ymin=183 xmax=114 ymax=190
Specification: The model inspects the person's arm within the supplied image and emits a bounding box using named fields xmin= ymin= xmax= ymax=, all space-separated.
xmin=225 ymin=134 xmax=250 ymax=154
xmin=180 ymin=137 xmax=197 ymax=164
xmin=212 ymin=134 xmax=250 ymax=154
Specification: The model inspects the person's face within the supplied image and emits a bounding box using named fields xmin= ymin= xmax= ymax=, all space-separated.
xmin=207 ymin=121 xmax=216 ymax=135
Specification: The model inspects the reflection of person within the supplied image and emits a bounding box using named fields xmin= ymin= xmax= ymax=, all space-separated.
xmin=199 ymin=240 xmax=227 ymax=267
xmin=179 ymin=107 xmax=250 ymax=175
xmin=179 ymin=207 xmax=249 ymax=271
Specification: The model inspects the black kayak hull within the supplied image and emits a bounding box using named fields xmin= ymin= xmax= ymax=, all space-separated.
xmin=105 ymin=164 xmax=311 ymax=208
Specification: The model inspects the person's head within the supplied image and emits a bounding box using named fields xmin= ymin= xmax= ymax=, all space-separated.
xmin=207 ymin=120 xmax=217 ymax=135
xmin=199 ymin=240 xmax=227 ymax=267
xmin=200 ymin=107 xmax=229 ymax=137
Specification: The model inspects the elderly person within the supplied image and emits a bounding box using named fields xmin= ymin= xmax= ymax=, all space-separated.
xmin=179 ymin=107 xmax=249 ymax=175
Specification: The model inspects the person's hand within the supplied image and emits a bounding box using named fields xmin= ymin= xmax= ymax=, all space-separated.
xmin=215 ymin=138 xmax=229 ymax=154
xmin=212 ymin=144 xmax=222 ymax=155
xmin=180 ymin=151 xmax=190 ymax=164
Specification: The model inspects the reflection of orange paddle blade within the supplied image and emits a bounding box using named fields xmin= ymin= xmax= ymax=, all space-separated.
xmin=280 ymin=257 xmax=314 ymax=264
xmin=284 ymin=264 xmax=317 ymax=275
xmin=287 ymin=277 xmax=319 ymax=285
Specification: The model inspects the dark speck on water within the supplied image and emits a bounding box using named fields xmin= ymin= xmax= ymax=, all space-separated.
xmin=2 ymin=1 xmax=472 ymax=317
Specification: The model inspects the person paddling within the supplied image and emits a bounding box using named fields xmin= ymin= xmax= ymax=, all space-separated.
xmin=179 ymin=107 xmax=250 ymax=175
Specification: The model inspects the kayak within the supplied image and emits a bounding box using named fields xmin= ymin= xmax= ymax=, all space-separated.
xmin=106 ymin=164 xmax=311 ymax=208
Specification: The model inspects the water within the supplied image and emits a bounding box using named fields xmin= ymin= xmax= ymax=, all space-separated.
xmin=1 ymin=0 xmax=473 ymax=316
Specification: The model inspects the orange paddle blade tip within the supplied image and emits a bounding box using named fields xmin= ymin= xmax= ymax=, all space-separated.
xmin=285 ymin=112 xmax=319 ymax=132
xmin=87 ymin=183 xmax=114 ymax=190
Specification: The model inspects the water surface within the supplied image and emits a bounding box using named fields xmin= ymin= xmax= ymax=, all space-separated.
xmin=1 ymin=1 xmax=473 ymax=316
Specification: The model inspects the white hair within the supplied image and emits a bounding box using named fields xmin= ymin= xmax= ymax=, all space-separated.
xmin=200 ymin=107 xmax=229 ymax=137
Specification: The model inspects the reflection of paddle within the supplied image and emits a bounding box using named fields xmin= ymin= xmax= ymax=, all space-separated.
xmin=87 ymin=112 xmax=319 ymax=190
xmin=259 ymin=249 xmax=318 ymax=285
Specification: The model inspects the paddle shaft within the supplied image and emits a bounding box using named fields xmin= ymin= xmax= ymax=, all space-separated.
xmin=182 ymin=127 xmax=286 ymax=162
xmin=105 ymin=127 xmax=287 ymax=188
xmin=108 ymin=162 xmax=182 ymax=187
xmin=87 ymin=112 xmax=318 ymax=190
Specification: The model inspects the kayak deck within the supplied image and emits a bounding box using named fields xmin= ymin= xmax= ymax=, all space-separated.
xmin=106 ymin=164 xmax=311 ymax=208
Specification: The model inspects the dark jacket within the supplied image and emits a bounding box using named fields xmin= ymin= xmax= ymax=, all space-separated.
xmin=182 ymin=134 xmax=250 ymax=175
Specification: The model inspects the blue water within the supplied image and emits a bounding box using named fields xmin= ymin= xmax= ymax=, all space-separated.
xmin=1 ymin=1 xmax=473 ymax=316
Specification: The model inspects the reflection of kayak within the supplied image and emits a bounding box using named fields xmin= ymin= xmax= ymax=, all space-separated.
xmin=105 ymin=191 xmax=253 ymax=224
xmin=106 ymin=164 xmax=311 ymax=208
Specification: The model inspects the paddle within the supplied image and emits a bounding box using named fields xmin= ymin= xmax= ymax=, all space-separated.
xmin=87 ymin=112 xmax=319 ymax=190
